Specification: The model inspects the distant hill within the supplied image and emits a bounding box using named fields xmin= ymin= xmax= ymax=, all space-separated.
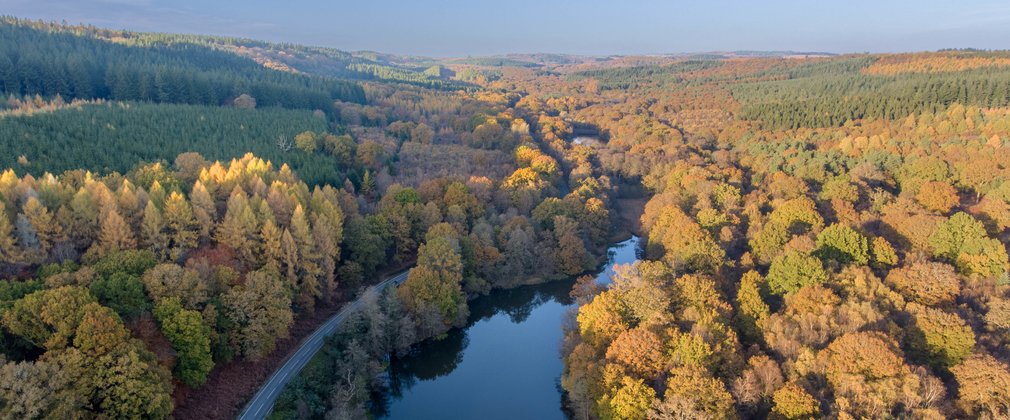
xmin=0 ymin=17 xmax=468 ymax=101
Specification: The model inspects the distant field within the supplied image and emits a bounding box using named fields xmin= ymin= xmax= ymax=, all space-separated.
xmin=0 ymin=102 xmax=345 ymax=185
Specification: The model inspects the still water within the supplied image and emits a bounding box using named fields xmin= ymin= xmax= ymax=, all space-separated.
xmin=373 ymin=236 xmax=641 ymax=420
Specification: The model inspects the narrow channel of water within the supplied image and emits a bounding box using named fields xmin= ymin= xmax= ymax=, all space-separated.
xmin=372 ymin=236 xmax=641 ymax=420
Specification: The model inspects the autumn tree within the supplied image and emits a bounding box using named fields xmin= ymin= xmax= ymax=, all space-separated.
xmin=96 ymin=205 xmax=135 ymax=256
xmin=289 ymin=204 xmax=322 ymax=311
xmin=870 ymin=236 xmax=899 ymax=268
xmin=215 ymin=187 xmax=258 ymax=265
xmin=647 ymin=205 xmax=724 ymax=273
xmin=2 ymin=287 xmax=173 ymax=417
xmin=55 ymin=304 xmax=174 ymax=418
xmin=604 ymin=328 xmax=665 ymax=378
xmin=555 ymin=215 xmax=590 ymax=276
xmin=222 ymin=268 xmax=293 ymax=360
xmin=771 ymin=382 xmax=820 ymax=419
xmin=884 ymin=261 xmax=960 ymax=306
xmin=769 ymin=197 xmax=824 ymax=234
xmin=951 ymin=353 xmax=1010 ymax=417
xmin=323 ymin=134 xmax=356 ymax=167
xmin=577 ymin=290 xmax=631 ymax=349
xmin=654 ymin=366 xmax=735 ymax=419
xmin=731 ymin=354 xmax=784 ymax=413
xmin=294 ymin=131 xmax=319 ymax=153
xmin=736 ymin=270 xmax=770 ymax=342
xmin=140 ymin=200 xmax=167 ymax=259
xmin=141 ymin=263 xmax=209 ymax=309
xmin=162 ymin=191 xmax=198 ymax=260
xmin=397 ymin=235 xmax=467 ymax=335
xmin=818 ymin=332 xmax=920 ymax=417
xmin=2 ymin=286 xmax=97 ymax=350
xmin=189 ymin=181 xmax=216 ymax=240
xmin=916 ymin=181 xmax=959 ymax=214
xmin=21 ymin=197 xmax=54 ymax=260
xmin=0 ymin=202 xmax=18 ymax=262
xmin=602 ymin=375 xmax=655 ymax=420
xmin=906 ymin=305 xmax=975 ymax=369
xmin=0 ymin=358 xmax=78 ymax=418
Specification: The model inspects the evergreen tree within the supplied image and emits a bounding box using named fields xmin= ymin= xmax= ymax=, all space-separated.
xmin=154 ymin=297 xmax=213 ymax=386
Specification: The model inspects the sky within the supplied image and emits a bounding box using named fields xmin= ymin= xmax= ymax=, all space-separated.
xmin=7 ymin=0 xmax=1010 ymax=57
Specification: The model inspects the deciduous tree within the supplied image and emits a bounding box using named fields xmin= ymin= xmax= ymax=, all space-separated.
xmin=154 ymin=297 xmax=213 ymax=386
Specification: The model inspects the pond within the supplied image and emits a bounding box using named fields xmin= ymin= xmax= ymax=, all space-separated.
xmin=372 ymin=236 xmax=641 ymax=420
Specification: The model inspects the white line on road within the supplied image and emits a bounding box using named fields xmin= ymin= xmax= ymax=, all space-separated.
xmin=238 ymin=271 xmax=410 ymax=420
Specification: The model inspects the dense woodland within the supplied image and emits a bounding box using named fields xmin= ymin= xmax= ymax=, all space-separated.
xmin=4 ymin=16 xmax=1010 ymax=420
xmin=0 ymin=19 xmax=365 ymax=110
xmin=0 ymin=18 xmax=615 ymax=419
xmin=529 ymin=51 xmax=1010 ymax=419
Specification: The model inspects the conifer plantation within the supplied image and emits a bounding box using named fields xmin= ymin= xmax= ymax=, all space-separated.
xmin=3 ymin=11 xmax=1010 ymax=420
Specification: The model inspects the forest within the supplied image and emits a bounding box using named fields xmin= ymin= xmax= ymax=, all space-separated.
xmin=0 ymin=18 xmax=615 ymax=418
xmin=527 ymin=51 xmax=1010 ymax=420
xmin=0 ymin=18 xmax=365 ymax=108
xmin=3 ymin=15 xmax=1010 ymax=420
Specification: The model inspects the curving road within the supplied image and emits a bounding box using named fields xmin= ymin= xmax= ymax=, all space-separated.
xmin=238 ymin=270 xmax=410 ymax=420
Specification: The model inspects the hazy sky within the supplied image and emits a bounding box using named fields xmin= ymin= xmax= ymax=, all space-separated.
xmin=7 ymin=0 xmax=1010 ymax=57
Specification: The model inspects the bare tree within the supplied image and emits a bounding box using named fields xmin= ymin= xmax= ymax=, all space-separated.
xmin=276 ymin=135 xmax=293 ymax=152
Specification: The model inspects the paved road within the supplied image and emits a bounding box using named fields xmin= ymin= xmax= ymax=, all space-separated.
xmin=238 ymin=270 xmax=410 ymax=420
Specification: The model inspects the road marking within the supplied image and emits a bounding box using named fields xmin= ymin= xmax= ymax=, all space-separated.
xmin=238 ymin=270 xmax=409 ymax=420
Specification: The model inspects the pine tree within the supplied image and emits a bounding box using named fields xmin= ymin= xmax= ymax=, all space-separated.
xmin=117 ymin=180 xmax=143 ymax=225
xmin=189 ymin=181 xmax=216 ymax=240
xmin=69 ymin=187 xmax=99 ymax=249
xmin=266 ymin=184 xmax=293 ymax=226
xmin=309 ymin=188 xmax=344 ymax=252
xmin=22 ymin=197 xmax=54 ymax=259
xmin=360 ymin=170 xmax=375 ymax=198
xmin=147 ymin=180 xmax=167 ymax=208
xmin=141 ymin=200 xmax=167 ymax=259
xmin=0 ymin=202 xmax=18 ymax=263
xmin=259 ymin=219 xmax=283 ymax=269
xmin=280 ymin=228 xmax=299 ymax=289
xmin=163 ymin=191 xmax=198 ymax=260
xmin=98 ymin=206 xmax=136 ymax=255
xmin=290 ymin=205 xmax=321 ymax=311
xmin=312 ymin=217 xmax=338 ymax=301
xmin=215 ymin=187 xmax=257 ymax=265
xmin=255 ymin=199 xmax=276 ymax=228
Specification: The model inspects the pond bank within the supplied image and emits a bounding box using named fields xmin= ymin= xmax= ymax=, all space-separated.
xmin=372 ymin=236 xmax=643 ymax=420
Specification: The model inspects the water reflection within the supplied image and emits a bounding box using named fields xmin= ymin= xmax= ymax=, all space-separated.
xmin=373 ymin=237 xmax=640 ymax=420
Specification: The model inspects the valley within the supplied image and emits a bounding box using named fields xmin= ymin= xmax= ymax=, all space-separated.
xmin=2 ymin=11 xmax=1010 ymax=420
